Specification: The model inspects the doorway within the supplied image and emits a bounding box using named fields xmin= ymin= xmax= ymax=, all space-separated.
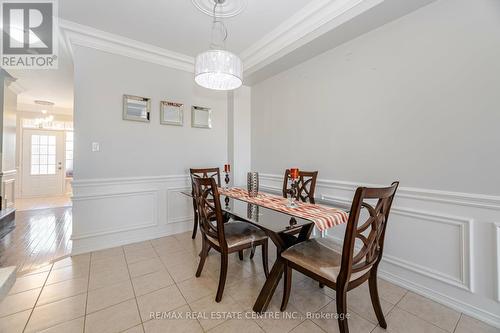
xmin=16 ymin=118 xmax=73 ymax=211
xmin=21 ymin=129 xmax=65 ymax=197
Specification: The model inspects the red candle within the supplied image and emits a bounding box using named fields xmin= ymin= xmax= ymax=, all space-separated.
xmin=290 ymin=168 xmax=299 ymax=180
xmin=224 ymin=164 xmax=231 ymax=172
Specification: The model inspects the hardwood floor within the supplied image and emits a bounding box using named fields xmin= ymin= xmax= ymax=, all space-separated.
xmin=15 ymin=195 xmax=72 ymax=212
xmin=0 ymin=207 xmax=72 ymax=274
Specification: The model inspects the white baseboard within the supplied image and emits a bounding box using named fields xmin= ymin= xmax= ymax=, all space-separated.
xmin=72 ymin=220 xmax=191 ymax=255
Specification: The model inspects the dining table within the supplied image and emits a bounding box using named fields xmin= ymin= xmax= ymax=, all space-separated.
xmin=182 ymin=186 xmax=350 ymax=313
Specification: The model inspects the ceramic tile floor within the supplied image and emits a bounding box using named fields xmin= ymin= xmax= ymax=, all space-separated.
xmin=0 ymin=231 xmax=498 ymax=333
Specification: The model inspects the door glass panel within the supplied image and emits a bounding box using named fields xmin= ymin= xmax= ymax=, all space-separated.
xmin=31 ymin=134 xmax=57 ymax=175
xmin=65 ymin=131 xmax=74 ymax=177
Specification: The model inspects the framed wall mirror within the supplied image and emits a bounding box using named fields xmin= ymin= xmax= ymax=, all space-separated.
xmin=191 ymin=106 xmax=212 ymax=129
xmin=160 ymin=101 xmax=184 ymax=126
xmin=123 ymin=95 xmax=151 ymax=122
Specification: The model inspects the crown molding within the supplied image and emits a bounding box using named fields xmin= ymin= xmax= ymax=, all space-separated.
xmin=59 ymin=19 xmax=195 ymax=73
xmin=240 ymin=0 xmax=384 ymax=75
xmin=58 ymin=0 xmax=385 ymax=78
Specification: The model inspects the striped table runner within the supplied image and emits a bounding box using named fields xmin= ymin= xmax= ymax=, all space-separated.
xmin=219 ymin=187 xmax=349 ymax=231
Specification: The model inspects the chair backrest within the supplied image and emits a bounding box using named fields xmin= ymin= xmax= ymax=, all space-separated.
xmin=282 ymin=170 xmax=318 ymax=204
xmin=192 ymin=177 xmax=227 ymax=249
xmin=190 ymin=168 xmax=221 ymax=186
xmin=190 ymin=168 xmax=221 ymax=210
xmin=338 ymin=182 xmax=399 ymax=284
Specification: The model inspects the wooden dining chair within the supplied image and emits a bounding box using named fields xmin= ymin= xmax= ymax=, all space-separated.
xmin=282 ymin=169 xmax=318 ymax=204
xmin=189 ymin=168 xmax=221 ymax=239
xmin=280 ymin=182 xmax=399 ymax=333
xmin=192 ymin=177 xmax=270 ymax=302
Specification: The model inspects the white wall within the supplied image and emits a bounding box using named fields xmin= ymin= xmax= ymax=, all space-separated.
xmin=251 ymin=0 xmax=500 ymax=328
xmin=71 ymin=45 xmax=229 ymax=253
xmin=252 ymin=0 xmax=500 ymax=196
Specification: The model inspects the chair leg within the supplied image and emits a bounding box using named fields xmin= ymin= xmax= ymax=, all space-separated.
xmin=216 ymin=253 xmax=228 ymax=302
xmin=280 ymin=264 xmax=292 ymax=311
xmin=196 ymin=238 xmax=209 ymax=277
xmin=250 ymin=246 xmax=256 ymax=259
xmin=191 ymin=211 xmax=198 ymax=239
xmin=261 ymin=240 xmax=269 ymax=278
xmin=238 ymin=250 xmax=244 ymax=260
xmin=369 ymin=270 xmax=387 ymax=328
xmin=336 ymin=287 xmax=349 ymax=333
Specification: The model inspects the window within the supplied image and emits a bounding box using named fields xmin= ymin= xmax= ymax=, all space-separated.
xmin=31 ymin=135 xmax=56 ymax=175
xmin=65 ymin=131 xmax=74 ymax=177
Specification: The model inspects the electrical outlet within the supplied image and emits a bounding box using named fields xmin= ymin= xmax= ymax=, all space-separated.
xmin=92 ymin=142 xmax=100 ymax=152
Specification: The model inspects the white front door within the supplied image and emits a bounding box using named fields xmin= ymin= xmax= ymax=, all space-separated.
xmin=22 ymin=129 xmax=65 ymax=197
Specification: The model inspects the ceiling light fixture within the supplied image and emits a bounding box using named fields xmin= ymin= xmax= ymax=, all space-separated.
xmin=34 ymin=100 xmax=55 ymax=126
xmin=194 ymin=0 xmax=243 ymax=91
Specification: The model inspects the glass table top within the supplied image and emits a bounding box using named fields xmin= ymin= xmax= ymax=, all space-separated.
xmin=182 ymin=189 xmax=349 ymax=234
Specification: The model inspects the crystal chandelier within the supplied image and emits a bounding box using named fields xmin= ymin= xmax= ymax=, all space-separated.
xmin=194 ymin=0 xmax=242 ymax=91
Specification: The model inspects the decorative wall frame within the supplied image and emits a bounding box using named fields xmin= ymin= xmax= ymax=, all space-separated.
xmin=123 ymin=95 xmax=151 ymax=122
xmin=191 ymin=106 xmax=212 ymax=129
xmin=160 ymin=101 xmax=184 ymax=126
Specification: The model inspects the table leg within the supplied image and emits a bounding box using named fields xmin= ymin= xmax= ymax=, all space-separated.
xmin=252 ymin=223 xmax=314 ymax=313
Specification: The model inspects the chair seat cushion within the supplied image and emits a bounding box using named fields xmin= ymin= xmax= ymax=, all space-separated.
xmin=207 ymin=221 xmax=267 ymax=249
xmin=281 ymin=238 xmax=371 ymax=283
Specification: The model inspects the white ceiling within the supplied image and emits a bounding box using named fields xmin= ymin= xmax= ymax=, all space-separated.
xmin=59 ymin=0 xmax=309 ymax=56
xmin=8 ymin=0 xmax=436 ymax=113
xmin=9 ymin=36 xmax=74 ymax=111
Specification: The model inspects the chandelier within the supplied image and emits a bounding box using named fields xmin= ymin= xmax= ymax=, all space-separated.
xmin=194 ymin=0 xmax=243 ymax=91
xmin=34 ymin=100 xmax=55 ymax=127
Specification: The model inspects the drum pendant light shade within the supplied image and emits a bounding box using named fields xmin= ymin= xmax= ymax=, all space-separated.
xmin=195 ymin=49 xmax=242 ymax=90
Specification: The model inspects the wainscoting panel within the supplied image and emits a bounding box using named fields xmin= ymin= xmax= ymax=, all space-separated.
xmin=72 ymin=190 xmax=159 ymax=239
xmin=1 ymin=170 xmax=17 ymax=209
xmin=71 ymin=175 xmax=193 ymax=255
xmin=167 ymin=187 xmax=193 ymax=224
xmin=259 ymin=173 xmax=500 ymax=328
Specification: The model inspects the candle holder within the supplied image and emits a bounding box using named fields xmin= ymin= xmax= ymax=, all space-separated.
xmin=224 ymin=171 xmax=230 ymax=189
xmin=247 ymin=172 xmax=259 ymax=197
xmin=287 ymin=179 xmax=299 ymax=208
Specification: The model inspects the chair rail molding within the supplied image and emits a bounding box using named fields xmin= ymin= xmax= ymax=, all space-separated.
xmin=259 ymin=173 xmax=500 ymax=210
xmin=71 ymin=174 xmax=189 ymax=189
xmin=60 ymin=19 xmax=195 ymax=73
